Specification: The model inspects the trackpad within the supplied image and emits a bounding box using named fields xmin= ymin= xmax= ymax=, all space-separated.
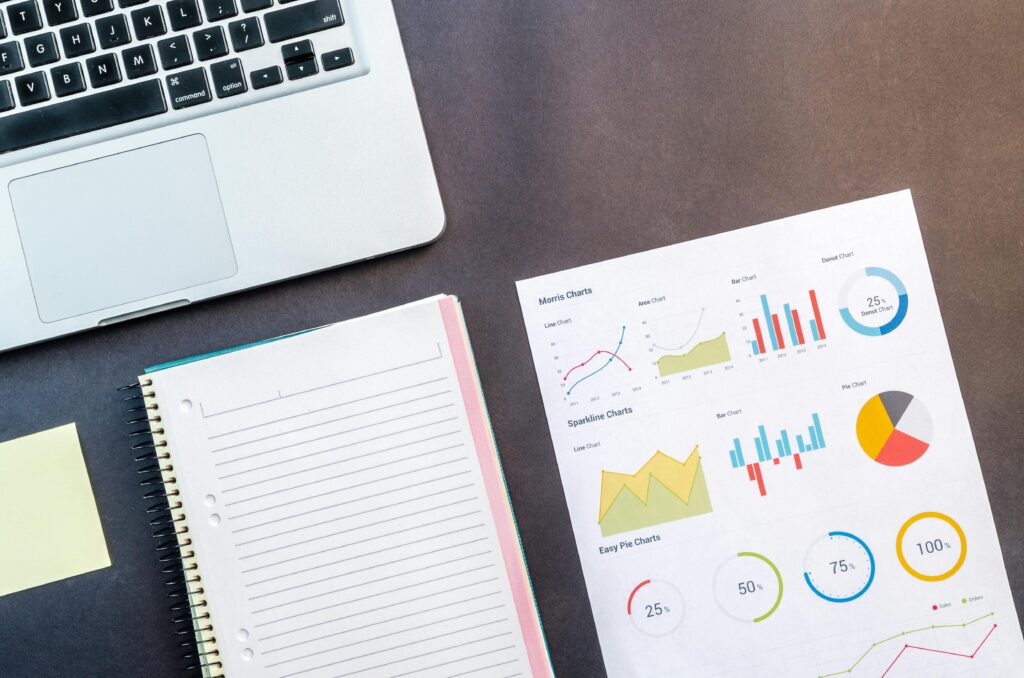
xmin=10 ymin=135 xmax=237 ymax=323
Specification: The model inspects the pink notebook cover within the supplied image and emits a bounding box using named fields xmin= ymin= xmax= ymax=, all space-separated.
xmin=439 ymin=296 xmax=554 ymax=678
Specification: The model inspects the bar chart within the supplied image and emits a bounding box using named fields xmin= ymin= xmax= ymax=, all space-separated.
xmin=748 ymin=290 xmax=826 ymax=355
xmin=727 ymin=413 xmax=827 ymax=496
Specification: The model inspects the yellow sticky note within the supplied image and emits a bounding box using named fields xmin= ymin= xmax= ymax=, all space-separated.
xmin=0 ymin=423 xmax=111 ymax=597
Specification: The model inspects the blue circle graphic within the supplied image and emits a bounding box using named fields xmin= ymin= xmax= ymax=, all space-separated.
xmin=839 ymin=267 xmax=909 ymax=336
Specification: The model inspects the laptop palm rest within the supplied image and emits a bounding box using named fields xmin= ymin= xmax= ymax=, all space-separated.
xmin=9 ymin=134 xmax=237 ymax=324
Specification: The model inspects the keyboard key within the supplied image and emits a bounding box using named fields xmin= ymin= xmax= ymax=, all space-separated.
xmin=14 ymin=70 xmax=48 ymax=105
xmin=321 ymin=46 xmax=352 ymax=71
xmin=281 ymin=38 xmax=312 ymax=63
xmin=131 ymin=5 xmax=164 ymax=39
xmin=157 ymin=34 xmax=191 ymax=69
xmin=210 ymin=57 xmax=244 ymax=98
xmin=96 ymin=14 xmax=130 ymax=49
xmin=0 ymin=80 xmax=13 ymax=111
xmin=86 ymin=51 xmax=120 ymax=87
xmin=264 ymin=0 xmax=342 ymax=44
xmin=119 ymin=0 xmax=147 ymax=6
xmin=166 ymin=66 xmax=210 ymax=109
xmin=24 ymin=31 xmax=57 ymax=67
xmin=193 ymin=26 xmax=227 ymax=61
xmin=81 ymin=0 xmax=114 ymax=18
xmin=41 ymin=0 xmax=77 ymax=25
xmin=51 ymin=61 xmax=85 ymax=96
xmin=0 ymin=41 xmax=24 ymax=74
xmin=7 ymin=1 xmax=43 ymax=35
xmin=59 ymin=23 xmax=94 ymax=57
xmin=250 ymin=64 xmax=280 ymax=89
xmin=202 ymin=0 xmax=236 ymax=21
xmin=0 ymin=79 xmax=166 ymax=154
xmin=227 ymin=16 xmax=261 ymax=52
xmin=0 ymin=16 xmax=6 ymax=41
xmin=240 ymin=0 xmax=270 ymax=12
xmin=122 ymin=43 xmax=156 ymax=78
xmin=284 ymin=56 xmax=315 ymax=80
xmin=166 ymin=0 xmax=200 ymax=31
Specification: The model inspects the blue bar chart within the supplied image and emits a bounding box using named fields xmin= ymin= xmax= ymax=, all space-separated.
xmin=728 ymin=413 xmax=826 ymax=496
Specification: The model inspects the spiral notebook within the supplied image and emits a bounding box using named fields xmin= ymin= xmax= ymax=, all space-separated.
xmin=124 ymin=296 xmax=551 ymax=678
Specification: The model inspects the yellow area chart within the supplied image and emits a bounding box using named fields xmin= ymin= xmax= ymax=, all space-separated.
xmin=598 ymin=446 xmax=713 ymax=537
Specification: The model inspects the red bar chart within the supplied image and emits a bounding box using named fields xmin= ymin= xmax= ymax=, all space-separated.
xmin=750 ymin=289 xmax=826 ymax=355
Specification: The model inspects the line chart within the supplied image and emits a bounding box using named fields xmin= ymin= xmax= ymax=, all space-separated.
xmin=881 ymin=623 xmax=996 ymax=676
xmin=651 ymin=307 xmax=706 ymax=352
xmin=564 ymin=326 xmax=631 ymax=395
xmin=818 ymin=612 xmax=995 ymax=678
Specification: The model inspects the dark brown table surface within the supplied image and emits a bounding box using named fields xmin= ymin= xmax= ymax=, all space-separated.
xmin=2 ymin=2 xmax=1022 ymax=676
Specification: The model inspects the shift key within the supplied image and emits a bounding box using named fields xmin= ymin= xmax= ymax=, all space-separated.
xmin=264 ymin=0 xmax=343 ymax=43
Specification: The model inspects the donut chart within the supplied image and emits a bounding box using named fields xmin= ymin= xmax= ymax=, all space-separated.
xmin=839 ymin=267 xmax=909 ymax=336
xmin=856 ymin=391 xmax=932 ymax=466
xmin=803 ymin=531 xmax=876 ymax=603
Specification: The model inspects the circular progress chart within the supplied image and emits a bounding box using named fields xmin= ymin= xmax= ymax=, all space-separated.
xmin=839 ymin=266 xmax=909 ymax=336
xmin=856 ymin=391 xmax=932 ymax=466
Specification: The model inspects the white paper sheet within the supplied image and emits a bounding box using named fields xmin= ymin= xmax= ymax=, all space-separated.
xmin=516 ymin=191 xmax=1024 ymax=677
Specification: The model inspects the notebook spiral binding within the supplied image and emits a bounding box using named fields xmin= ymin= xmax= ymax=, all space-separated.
xmin=121 ymin=379 xmax=224 ymax=677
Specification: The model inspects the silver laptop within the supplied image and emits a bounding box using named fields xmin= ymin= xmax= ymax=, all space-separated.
xmin=0 ymin=0 xmax=443 ymax=352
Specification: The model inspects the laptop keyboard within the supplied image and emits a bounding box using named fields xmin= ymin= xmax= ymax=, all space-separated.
xmin=0 ymin=0 xmax=362 ymax=156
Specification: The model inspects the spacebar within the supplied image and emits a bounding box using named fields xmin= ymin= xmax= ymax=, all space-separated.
xmin=0 ymin=80 xmax=167 ymax=155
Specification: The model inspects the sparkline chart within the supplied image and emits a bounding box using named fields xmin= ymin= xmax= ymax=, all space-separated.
xmin=727 ymin=413 xmax=827 ymax=497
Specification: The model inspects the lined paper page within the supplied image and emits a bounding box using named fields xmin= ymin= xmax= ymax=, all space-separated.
xmin=149 ymin=299 xmax=536 ymax=678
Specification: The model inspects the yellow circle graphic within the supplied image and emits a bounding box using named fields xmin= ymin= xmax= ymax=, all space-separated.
xmin=896 ymin=511 xmax=967 ymax=582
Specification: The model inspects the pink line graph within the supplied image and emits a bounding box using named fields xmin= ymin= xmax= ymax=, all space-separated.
xmin=562 ymin=349 xmax=632 ymax=382
xmin=880 ymin=623 xmax=997 ymax=677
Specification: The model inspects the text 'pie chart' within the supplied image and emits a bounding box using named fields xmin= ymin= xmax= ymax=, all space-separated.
xmin=856 ymin=391 xmax=932 ymax=466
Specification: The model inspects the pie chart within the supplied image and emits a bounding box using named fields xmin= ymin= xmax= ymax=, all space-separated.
xmin=856 ymin=391 xmax=932 ymax=466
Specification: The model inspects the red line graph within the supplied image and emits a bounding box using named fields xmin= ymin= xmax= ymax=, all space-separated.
xmin=880 ymin=623 xmax=997 ymax=677
xmin=562 ymin=349 xmax=632 ymax=381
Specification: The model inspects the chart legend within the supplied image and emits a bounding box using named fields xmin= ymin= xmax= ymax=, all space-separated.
xmin=728 ymin=413 xmax=827 ymax=496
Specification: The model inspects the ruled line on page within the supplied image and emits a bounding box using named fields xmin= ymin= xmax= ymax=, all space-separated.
xmin=247 ymin=538 xmax=490 ymax=589
xmin=232 ymin=483 xmax=475 ymax=534
xmin=235 ymin=498 xmax=479 ymax=549
xmin=240 ymin=511 xmax=484 ymax=561
xmin=214 ymin=407 xmax=458 ymax=466
xmin=263 ymin=606 xmax=507 ymax=665
xmin=252 ymin=565 xmax=497 ymax=617
xmin=259 ymin=590 xmax=504 ymax=643
xmin=229 ymin=466 xmax=472 ymax=520
xmin=240 ymin=523 xmax=487 ymax=575
xmin=226 ymin=451 xmax=469 ymax=511
xmin=256 ymin=577 xmax=502 ymax=633
xmin=208 ymin=378 xmax=449 ymax=439
xmin=248 ymin=550 xmax=493 ymax=602
xmin=202 ymin=344 xmax=444 ymax=419
xmin=277 ymin=627 xmax=513 ymax=677
xmin=211 ymin=391 xmax=453 ymax=453
xmin=219 ymin=430 xmax=462 ymax=482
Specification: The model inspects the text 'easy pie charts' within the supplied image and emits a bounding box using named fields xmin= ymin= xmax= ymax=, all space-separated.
xmin=856 ymin=391 xmax=932 ymax=466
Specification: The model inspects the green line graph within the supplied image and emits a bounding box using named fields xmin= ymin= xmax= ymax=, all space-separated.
xmin=818 ymin=612 xmax=994 ymax=677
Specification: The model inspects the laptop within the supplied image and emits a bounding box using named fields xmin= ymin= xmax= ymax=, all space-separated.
xmin=0 ymin=0 xmax=444 ymax=352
